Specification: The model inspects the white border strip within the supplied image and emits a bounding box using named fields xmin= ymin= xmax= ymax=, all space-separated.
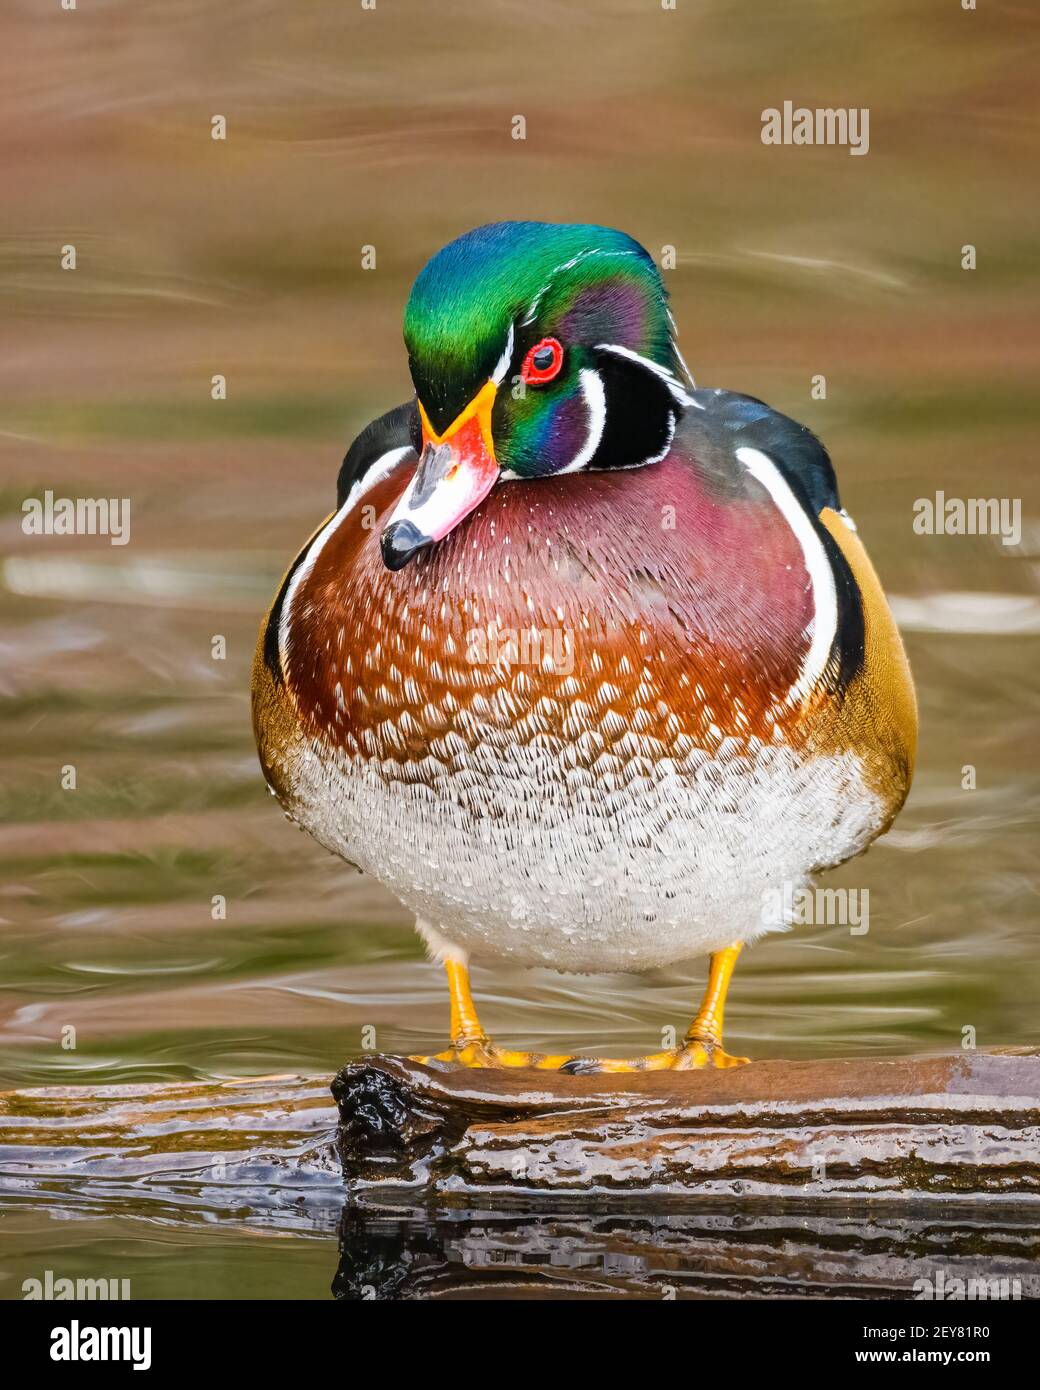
xmin=735 ymin=445 xmax=837 ymax=705
xmin=595 ymin=342 xmax=699 ymax=408
xmin=278 ymin=445 xmax=412 ymax=675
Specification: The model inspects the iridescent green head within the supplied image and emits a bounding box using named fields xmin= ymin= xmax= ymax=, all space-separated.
xmin=383 ymin=221 xmax=691 ymax=569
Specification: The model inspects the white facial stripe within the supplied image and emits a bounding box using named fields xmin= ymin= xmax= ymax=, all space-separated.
xmin=280 ymin=445 xmax=412 ymax=674
xmin=595 ymin=342 xmax=697 ymax=407
xmin=642 ymin=408 xmax=676 ymax=467
xmin=491 ymin=323 xmax=515 ymax=385
xmin=735 ymin=446 xmax=838 ymax=706
xmin=520 ymin=248 xmax=640 ymax=326
xmin=672 ymin=339 xmax=697 ymax=389
xmin=664 ymin=311 xmax=696 ymax=387
xmin=558 ymin=368 xmax=607 ymax=473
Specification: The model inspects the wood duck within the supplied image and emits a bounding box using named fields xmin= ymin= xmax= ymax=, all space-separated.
xmin=252 ymin=221 xmax=917 ymax=1071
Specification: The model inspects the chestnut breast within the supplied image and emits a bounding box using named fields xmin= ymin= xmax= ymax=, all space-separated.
xmin=281 ymin=443 xmax=815 ymax=778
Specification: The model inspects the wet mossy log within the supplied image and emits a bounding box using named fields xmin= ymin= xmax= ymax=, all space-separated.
xmin=333 ymin=1049 xmax=1040 ymax=1201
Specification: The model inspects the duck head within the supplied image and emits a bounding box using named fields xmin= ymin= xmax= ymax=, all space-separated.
xmin=381 ymin=221 xmax=692 ymax=570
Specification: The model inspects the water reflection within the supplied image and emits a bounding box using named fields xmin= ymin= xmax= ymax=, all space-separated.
xmin=333 ymin=1201 xmax=1040 ymax=1301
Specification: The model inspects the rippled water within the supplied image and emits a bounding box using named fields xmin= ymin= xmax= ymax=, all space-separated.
xmin=1 ymin=0 xmax=1037 ymax=1298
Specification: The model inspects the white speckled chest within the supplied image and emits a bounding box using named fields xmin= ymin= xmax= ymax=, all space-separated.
xmin=272 ymin=714 xmax=881 ymax=974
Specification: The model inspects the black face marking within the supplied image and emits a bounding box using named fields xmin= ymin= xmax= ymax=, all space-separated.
xmin=587 ymin=349 xmax=678 ymax=471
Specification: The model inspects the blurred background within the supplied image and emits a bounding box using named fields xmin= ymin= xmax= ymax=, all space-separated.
xmin=0 ymin=0 xmax=1038 ymax=1281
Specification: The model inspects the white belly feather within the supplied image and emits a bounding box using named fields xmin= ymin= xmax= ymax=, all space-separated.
xmin=279 ymin=731 xmax=883 ymax=974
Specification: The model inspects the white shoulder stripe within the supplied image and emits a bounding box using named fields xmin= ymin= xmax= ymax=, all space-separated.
xmin=279 ymin=445 xmax=412 ymax=675
xmin=734 ymin=445 xmax=837 ymax=706
xmin=340 ymin=445 xmax=413 ymax=515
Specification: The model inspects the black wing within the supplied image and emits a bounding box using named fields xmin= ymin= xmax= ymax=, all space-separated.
xmin=687 ymin=388 xmax=865 ymax=695
xmin=336 ymin=399 xmax=421 ymax=508
xmin=689 ymin=388 xmax=843 ymax=514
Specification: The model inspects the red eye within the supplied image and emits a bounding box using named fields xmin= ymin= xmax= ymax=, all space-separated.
xmin=520 ymin=337 xmax=564 ymax=385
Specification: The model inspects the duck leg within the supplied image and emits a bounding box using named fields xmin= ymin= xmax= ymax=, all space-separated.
xmin=563 ymin=943 xmax=750 ymax=1074
xmin=410 ymin=958 xmax=573 ymax=1070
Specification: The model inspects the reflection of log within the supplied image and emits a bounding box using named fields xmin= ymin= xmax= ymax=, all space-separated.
xmin=333 ymin=1050 xmax=1040 ymax=1200
xmin=333 ymin=1203 xmax=1040 ymax=1301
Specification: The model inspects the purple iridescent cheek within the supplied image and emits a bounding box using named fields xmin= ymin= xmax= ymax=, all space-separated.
xmin=516 ymin=389 xmax=591 ymax=476
xmin=559 ymin=280 xmax=651 ymax=350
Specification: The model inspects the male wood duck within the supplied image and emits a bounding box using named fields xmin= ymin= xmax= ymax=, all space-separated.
xmin=252 ymin=221 xmax=917 ymax=1071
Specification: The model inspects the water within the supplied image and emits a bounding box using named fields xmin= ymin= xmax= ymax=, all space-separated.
xmin=1 ymin=0 xmax=1037 ymax=1298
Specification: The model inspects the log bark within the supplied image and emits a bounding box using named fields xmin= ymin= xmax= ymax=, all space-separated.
xmin=0 ymin=1075 xmax=343 ymax=1228
xmin=3 ymin=1055 xmax=1039 ymax=1297
xmin=332 ymin=1049 xmax=1040 ymax=1201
